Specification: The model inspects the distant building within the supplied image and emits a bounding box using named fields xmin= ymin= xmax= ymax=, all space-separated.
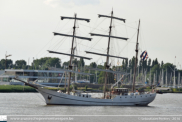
xmin=0 ymin=69 xmax=68 ymax=86
xmin=0 ymin=69 xmax=91 ymax=86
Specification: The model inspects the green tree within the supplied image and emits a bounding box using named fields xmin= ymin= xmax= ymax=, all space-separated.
xmin=63 ymin=61 xmax=69 ymax=68
xmin=0 ymin=59 xmax=13 ymax=69
xmin=15 ymin=60 xmax=26 ymax=69
xmin=152 ymin=60 xmax=155 ymax=67
xmin=98 ymin=71 xmax=105 ymax=84
xmin=72 ymin=58 xmax=79 ymax=66
xmin=161 ymin=61 xmax=164 ymax=67
xmin=150 ymin=64 xmax=160 ymax=83
xmin=90 ymin=62 xmax=97 ymax=68
xmin=148 ymin=58 xmax=151 ymax=67
xmin=154 ymin=58 xmax=159 ymax=65
xmin=33 ymin=57 xmax=61 ymax=70
xmin=78 ymin=58 xmax=85 ymax=67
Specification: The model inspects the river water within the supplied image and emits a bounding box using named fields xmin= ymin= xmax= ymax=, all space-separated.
xmin=0 ymin=93 xmax=182 ymax=122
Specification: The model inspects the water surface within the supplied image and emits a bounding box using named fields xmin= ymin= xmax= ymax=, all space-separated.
xmin=0 ymin=93 xmax=181 ymax=115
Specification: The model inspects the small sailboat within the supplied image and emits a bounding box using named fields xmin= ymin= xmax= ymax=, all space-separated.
xmin=14 ymin=10 xmax=156 ymax=106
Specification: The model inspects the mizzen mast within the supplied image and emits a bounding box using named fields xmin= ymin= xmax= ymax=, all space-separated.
xmin=132 ymin=20 xmax=140 ymax=92
xmin=48 ymin=14 xmax=92 ymax=95
xmin=86 ymin=10 xmax=128 ymax=98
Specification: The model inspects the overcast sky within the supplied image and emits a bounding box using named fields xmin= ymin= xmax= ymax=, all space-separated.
xmin=0 ymin=0 xmax=182 ymax=69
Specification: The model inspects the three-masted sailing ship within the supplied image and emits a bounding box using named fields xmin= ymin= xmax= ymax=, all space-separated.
xmin=14 ymin=10 xmax=156 ymax=106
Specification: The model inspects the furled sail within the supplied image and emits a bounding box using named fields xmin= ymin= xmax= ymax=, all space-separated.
xmin=61 ymin=16 xmax=90 ymax=22
xmin=85 ymin=51 xmax=128 ymax=59
xmin=98 ymin=14 xmax=125 ymax=23
xmin=90 ymin=33 xmax=128 ymax=40
xmin=53 ymin=32 xmax=92 ymax=41
xmin=48 ymin=50 xmax=92 ymax=60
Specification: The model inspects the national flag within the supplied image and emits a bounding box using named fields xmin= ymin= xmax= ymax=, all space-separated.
xmin=140 ymin=50 xmax=148 ymax=61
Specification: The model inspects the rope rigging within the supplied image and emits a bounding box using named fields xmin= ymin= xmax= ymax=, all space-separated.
xmin=35 ymin=12 xmax=146 ymax=71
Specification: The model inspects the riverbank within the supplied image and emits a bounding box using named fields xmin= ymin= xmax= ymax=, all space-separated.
xmin=1 ymin=85 xmax=182 ymax=93
xmin=156 ymin=88 xmax=182 ymax=94
xmin=0 ymin=85 xmax=37 ymax=92
xmin=0 ymin=85 xmax=97 ymax=93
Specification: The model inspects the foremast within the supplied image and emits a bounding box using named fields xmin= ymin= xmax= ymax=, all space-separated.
xmin=132 ymin=20 xmax=140 ymax=92
xmin=104 ymin=10 xmax=113 ymax=98
xmin=48 ymin=14 xmax=92 ymax=95
xmin=86 ymin=10 xmax=128 ymax=98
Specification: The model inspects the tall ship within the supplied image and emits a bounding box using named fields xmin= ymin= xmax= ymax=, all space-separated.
xmin=15 ymin=10 xmax=156 ymax=106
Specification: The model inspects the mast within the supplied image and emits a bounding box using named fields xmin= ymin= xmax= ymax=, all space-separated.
xmin=156 ymin=70 xmax=157 ymax=85
xmin=85 ymin=9 xmax=128 ymax=98
xmin=166 ymin=69 xmax=167 ymax=87
xmin=130 ymin=69 xmax=132 ymax=85
xmin=68 ymin=14 xmax=77 ymax=95
xmin=178 ymin=72 xmax=180 ymax=88
xmin=173 ymin=66 xmax=175 ymax=88
xmin=162 ymin=69 xmax=163 ymax=86
xmin=103 ymin=10 xmax=114 ymax=98
xmin=150 ymin=68 xmax=151 ymax=85
xmin=153 ymin=73 xmax=155 ymax=85
xmin=145 ymin=69 xmax=147 ymax=84
xmin=138 ymin=66 xmax=139 ymax=83
xmin=132 ymin=20 xmax=140 ymax=92
xmin=48 ymin=14 xmax=92 ymax=95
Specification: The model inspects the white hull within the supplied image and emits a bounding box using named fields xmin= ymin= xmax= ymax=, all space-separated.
xmin=37 ymin=87 xmax=156 ymax=106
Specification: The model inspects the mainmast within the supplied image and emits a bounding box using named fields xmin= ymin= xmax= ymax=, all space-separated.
xmin=48 ymin=14 xmax=92 ymax=95
xmin=86 ymin=10 xmax=128 ymax=98
xmin=103 ymin=10 xmax=113 ymax=98
xmin=68 ymin=14 xmax=77 ymax=95
xmin=132 ymin=20 xmax=140 ymax=92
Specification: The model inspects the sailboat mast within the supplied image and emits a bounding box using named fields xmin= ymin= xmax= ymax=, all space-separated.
xmin=86 ymin=10 xmax=127 ymax=98
xmin=104 ymin=10 xmax=113 ymax=98
xmin=68 ymin=14 xmax=77 ymax=95
xmin=132 ymin=20 xmax=140 ymax=92
xmin=166 ymin=69 xmax=167 ymax=87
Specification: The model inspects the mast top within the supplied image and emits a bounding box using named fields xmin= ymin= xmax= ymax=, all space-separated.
xmin=98 ymin=14 xmax=125 ymax=23
xmin=61 ymin=16 xmax=90 ymax=22
xmin=132 ymin=19 xmax=141 ymax=93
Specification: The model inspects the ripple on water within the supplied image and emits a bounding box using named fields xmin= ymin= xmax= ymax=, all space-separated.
xmin=0 ymin=93 xmax=182 ymax=115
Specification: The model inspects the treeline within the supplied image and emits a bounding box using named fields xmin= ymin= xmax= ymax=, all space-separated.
xmin=0 ymin=57 xmax=61 ymax=70
xmin=1 ymin=57 xmax=182 ymax=85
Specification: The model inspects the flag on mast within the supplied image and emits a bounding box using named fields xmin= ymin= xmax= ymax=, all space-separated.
xmin=140 ymin=50 xmax=148 ymax=61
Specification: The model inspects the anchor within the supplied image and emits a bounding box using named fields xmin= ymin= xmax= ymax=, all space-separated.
xmin=48 ymin=95 xmax=52 ymax=100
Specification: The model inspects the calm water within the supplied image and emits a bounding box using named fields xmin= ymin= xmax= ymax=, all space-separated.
xmin=0 ymin=93 xmax=182 ymax=115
